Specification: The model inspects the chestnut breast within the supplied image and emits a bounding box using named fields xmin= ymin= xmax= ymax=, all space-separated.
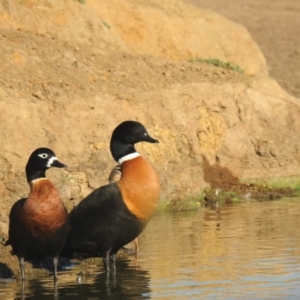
xmin=22 ymin=178 xmax=67 ymax=236
xmin=117 ymin=156 xmax=160 ymax=220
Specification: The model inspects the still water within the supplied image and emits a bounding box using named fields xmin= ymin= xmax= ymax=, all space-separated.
xmin=2 ymin=198 xmax=300 ymax=299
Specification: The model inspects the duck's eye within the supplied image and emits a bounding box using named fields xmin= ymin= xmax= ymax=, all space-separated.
xmin=38 ymin=153 xmax=48 ymax=159
xmin=144 ymin=132 xmax=148 ymax=137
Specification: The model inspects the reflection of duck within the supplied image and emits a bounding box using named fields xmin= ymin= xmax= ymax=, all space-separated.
xmin=19 ymin=275 xmax=58 ymax=300
xmin=59 ymin=258 xmax=151 ymax=300
xmin=19 ymin=258 xmax=150 ymax=300
xmin=62 ymin=121 xmax=159 ymax=271
xmin=6 ymin=148 xmax=68 ymax=281
xmin=93 ymin=259 xmax=151 ymax=299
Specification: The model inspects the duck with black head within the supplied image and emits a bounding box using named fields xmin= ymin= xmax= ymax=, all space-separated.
xmin=62 ymin=121 xmax=160 ymax=271
xmin=5 ymin=148 xmax=69 ymax=281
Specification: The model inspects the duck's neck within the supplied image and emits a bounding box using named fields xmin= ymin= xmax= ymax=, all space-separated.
xmin=110 ymin=140 xmax=137 ymax=163
xmin=118 ymin=152 xmax=141 ymax=165
xmin=26 ymin=166 xmax=46 ymax=183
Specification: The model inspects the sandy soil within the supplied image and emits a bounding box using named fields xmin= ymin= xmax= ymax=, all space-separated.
xmin=184 ymin=0 xmax=300 ymax=99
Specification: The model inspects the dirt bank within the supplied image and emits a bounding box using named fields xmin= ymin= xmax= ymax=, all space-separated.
xmin=0 ymin=0 xmax=300 ymax=278
xmin=185 ymin=0 xmax=300 ymax=98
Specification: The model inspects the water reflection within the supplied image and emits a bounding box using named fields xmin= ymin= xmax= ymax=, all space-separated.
xmin=59 ymin=259 xmax=151 ymax=300
xmin=2 ymin=199 xmax=300 ymax=299
xmin=140 ymin=199 xmax=300 ymax=299
xmin=13 ymin=258 xmax=150 ymax=300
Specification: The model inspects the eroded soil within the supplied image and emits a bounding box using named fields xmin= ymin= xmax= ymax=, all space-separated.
xmin=185 ymin=0 xmax=300 ymax=98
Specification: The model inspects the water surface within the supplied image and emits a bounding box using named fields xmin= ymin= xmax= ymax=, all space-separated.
xmin=2 ymin=199 xmax=300 ymax=299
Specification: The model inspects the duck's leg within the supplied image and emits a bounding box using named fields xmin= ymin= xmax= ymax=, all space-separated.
xmin=21 ymin=280 xmax=25 ymax=300
xmin=102 ymin=252 xmax=110 ymax=272
xmin=134 ymin=238 xmax=139 ymax=252
xmin=53 ymin=256 xmax=58 ymax=281
xmin=19 ymin=257 xmax=25 ymax=281
xmin=110 ymin=254 xmax=116 ymax=271
xmin=54 ymin=278 xmax=58 ymax=300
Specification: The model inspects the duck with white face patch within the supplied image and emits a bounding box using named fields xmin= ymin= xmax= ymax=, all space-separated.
xmin=6 ymin=147 xmax=69 ymax=281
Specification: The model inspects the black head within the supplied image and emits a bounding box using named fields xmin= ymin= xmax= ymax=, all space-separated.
xmin=110 ymin=121 xmax=159 ymax=162
xmin=112 ymin=121 xmax=158 ymax=145
xmin=25 ymin=147 xmax=66 ymax=182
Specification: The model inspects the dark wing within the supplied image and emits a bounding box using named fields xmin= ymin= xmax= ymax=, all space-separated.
xmin=64 ymin=183 xmax=126 ymax=256
xmin=5 ymin=198 xmax=26 ymax=249
xmin=68 ymin=183 xmax=122 ymax=226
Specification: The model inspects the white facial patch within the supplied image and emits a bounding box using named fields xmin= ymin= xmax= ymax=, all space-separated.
xmin=46 ymin=156 xmax=58 ymax=168
xmin=118 ymin=152 xmax=140 ymax=165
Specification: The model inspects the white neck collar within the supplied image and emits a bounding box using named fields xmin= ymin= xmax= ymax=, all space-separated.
xmin=30 ymin=177 xmax=48 ymax=184
xmin=118 ymin=152 xmax=140 ymax=165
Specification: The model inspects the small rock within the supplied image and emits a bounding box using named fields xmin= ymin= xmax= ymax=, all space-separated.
xmin=32 ymin=91 xmax=44 ymax=100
